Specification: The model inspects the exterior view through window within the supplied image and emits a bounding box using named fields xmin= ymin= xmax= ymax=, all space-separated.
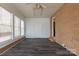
xmin=21 ymin=20 xmax=24 ymax=36
xmin=14 ymin=16 xmax=20 ymax=37
xmin=0 ymin=7 xmax=24 ymax=42
xmin=0 ymin=7 xmax=12 ymax=42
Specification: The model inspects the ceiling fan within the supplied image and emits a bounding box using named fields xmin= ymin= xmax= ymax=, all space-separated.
xmin=25 ymin=3 xmax=47 ymax=16
xmin=25 ymin=3 xmax=47 ymax=8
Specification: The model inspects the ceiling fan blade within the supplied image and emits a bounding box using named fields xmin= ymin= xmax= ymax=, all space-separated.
xmin=40 ymin=4 xmax=47 ymax=8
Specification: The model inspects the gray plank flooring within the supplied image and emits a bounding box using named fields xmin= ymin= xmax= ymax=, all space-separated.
xmin=1 ymin=38 xmax=76 ymax=56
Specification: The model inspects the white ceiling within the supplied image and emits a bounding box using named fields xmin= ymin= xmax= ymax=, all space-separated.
xmin=1 ymin=3 xmax=64 ymax=18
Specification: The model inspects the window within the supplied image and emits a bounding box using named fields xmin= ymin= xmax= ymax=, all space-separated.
xmin=0 ymin=7 xmax=12 ymax=42
xmin=14 ymin=16 xmax=20 ymax=37
xmin=21 ymin=20 xmax=24 ymax=36
xmin=0 ymin=7 xmax=24 ymax=42
xmin=52 ymin=17 xmax=56 ymax=37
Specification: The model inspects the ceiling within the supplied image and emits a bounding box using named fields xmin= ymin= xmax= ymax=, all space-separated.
xmin=1 ymin=3 xmax=64 ymax=18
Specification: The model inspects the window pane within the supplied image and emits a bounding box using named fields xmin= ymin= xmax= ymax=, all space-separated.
xmin=14 ymin=16 xmax=20 ymax=27
xmin=14 ymin=16 xmax=20 ymax=37
xmin=0 ymin=7 xmax=12 ymax=42
xmin=0 ymin=25 xmax=11 ymax=33
xmin=0 ymin=7 xmax=11 ymax=25
xmin=21 ymin=20 xmax=24 ymax=36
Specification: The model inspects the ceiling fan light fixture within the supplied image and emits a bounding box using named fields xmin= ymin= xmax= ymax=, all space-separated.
xmin=33 ymin=3 xmax=46 ymax=16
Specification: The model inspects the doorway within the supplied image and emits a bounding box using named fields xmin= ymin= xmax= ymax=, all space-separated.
xmin=52 ymin=17 xmax=56 ymax=37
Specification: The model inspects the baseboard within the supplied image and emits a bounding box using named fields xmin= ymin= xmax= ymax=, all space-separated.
xmin=55 ymin=40 xmax=78 ymax=56
xmin=49 ymin=38 xmax=78 ymax=56
xmin=26 ymin=38 xmax=49 ymax=39
xmin=0 ymin=37 xmax=25 ymax=55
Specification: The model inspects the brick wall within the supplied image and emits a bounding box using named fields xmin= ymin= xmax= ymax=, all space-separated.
xmin=54 ymin=4 xmax=79 ymax=55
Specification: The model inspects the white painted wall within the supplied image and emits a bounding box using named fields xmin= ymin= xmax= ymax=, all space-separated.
xmin=25 ymin=18 xmax=50 ymax=38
